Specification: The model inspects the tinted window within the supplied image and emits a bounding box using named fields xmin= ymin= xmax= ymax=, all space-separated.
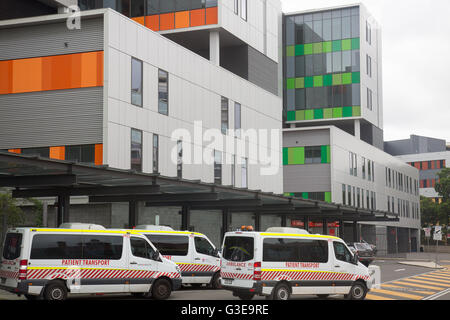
xmin=131 ymin=58 xmax=143 ymax=107
xmin=223 ymin=236 xmax=254 ymax=262
xmin=145 ymin=234 xmax=188 ymax=256
xmin=131 ymin=128 xmax=143 ymax=172
xmin=263 ymin=238 xmax=328 ymax=263
xmin=333 ymin=242 xmax=353 ymax=263
xmin=30 ymin=234 xmax=83 ymax=260
xmin=194 ymin=237 xmax=216 ymax=256
xmin=131 ymin=237 xmax=155 ymax=259
xmin=158 ymin=69 xmax=169 ymax=115
xmin=83 ymin=235 xmax=123 ymax=260
xmin=2 ymin=233 xmax=22 ymax=260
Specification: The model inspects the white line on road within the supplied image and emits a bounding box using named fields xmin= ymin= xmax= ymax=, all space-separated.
xmin=395 ymin=269 xmax=406 ymax=272
xmin=423 ymin=288 xmax=450 ymax=300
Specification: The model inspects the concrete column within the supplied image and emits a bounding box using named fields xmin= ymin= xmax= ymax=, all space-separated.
xmin=181 ymin=206 xmax=191 ymax=231
xmin=254 ymin=213 xmax=261 ymax=232
xmin=280 ymin=215 xmax=287 ymax=227
xmin=353 ymin=221 xmax=359 ymax=242
xmin=304 ymin=217 xmax=309 ymax=232
xmin=209 ymin=30 xmax=220 ymax=66
xmin=57 ymin=195 xmax=70 ymax=225
xmin=128 ymin=201 xmax=138 ymax=228
xmin=354 ymin=119 xmax=361 ymax=140
xmin=339 ymin=220 xmax=345 ymax=239
xmin=222 ymin=208 xmax=232 ymax=241
xmin=42 ymin=201 xmax=48 ymax=227
xmin=322 ymin=219 xmax=327 ymax=235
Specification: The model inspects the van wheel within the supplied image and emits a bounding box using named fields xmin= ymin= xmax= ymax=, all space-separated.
xmin=272 ymin=283 xmax=291 ymax=300
xmin=236 ymin=293 xmax=255 ymax=300
xmin=44 ymin=281 xmax=68 ymax=301
xmin=210 ymin=272 xmax=222 ymax=289
xmin=347 ymin=282 xmax=367 ymax=300
xmin=152 ymin=279 xmax=172 ymax=300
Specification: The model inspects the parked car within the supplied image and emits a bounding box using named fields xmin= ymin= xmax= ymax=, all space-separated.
xmin=361 ymin=240 xmax=377 ymax=255
xmin=347 ymin=242 xmax=375 ymax=267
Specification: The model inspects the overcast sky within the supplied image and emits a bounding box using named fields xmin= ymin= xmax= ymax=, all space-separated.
xmin=281 ymin=0 xmax=450 ymax=143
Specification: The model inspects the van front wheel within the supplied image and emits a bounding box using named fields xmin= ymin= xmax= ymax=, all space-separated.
xmin=152 ymin=278 xmax=172 ymax=300
xmin=44 ymin=281 xmax=68 ymax=301
xmin=347 ymin=282 xmax=367 ymax=300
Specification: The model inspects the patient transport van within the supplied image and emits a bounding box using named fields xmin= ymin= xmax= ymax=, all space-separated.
xmin=0 ymin=226 xmax=181 ymax=300
xmin=134 ymin=225 xmax=221 ymax=288
xmin=220 ymin=227 xmax=372 ymax=300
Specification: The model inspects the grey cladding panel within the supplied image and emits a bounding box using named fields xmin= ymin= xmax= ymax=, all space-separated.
xmin=283 ymin=129 xmax=330 ymax=148
xmin=283 ymin=164 xmax=331 ymax=193
xmin=0 ymin=17 xmax=104 ymax=60
xmin=248 ymin=46 xmax=278 ymax=96
xmin=0 ymin=87 xmax=103 ymax=149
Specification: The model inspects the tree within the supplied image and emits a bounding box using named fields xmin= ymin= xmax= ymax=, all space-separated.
xmin=420 ymin=196 xmax=441 ymax=227
xmin=0 ymin=189 xmax=25 ymax=245
xmin=435 ymin=168 xmax=450 ymax=202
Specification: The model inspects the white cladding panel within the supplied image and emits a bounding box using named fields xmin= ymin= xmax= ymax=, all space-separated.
xmin=104 ymin=10 xmax=283 ymax=194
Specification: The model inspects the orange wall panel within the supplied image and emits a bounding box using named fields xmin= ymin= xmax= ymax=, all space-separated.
xmin=8 ymin=149 xmax=21 ymax=154
xmin=95 ymin=144 xmax=103 ymax=166
xmin=132 ymin=16 xmax=145 ymax=25
xmin=50 ymin=146 xmax=65 ymax=160
xmin=205 ymin=7 xmax=218 ymax=25
xmin=175 ymin=11 xmax=190 ymax=29
xmin=160 ymin=13 xmax=175 ymax=30
xmin=12 ymin=58 xmax=42 ymax=93
xmin=190 ymin=9 xmax=205 ymax=27
xmin=145 ymin=15 xmax=160 ymax=31
xmin=50 ymin=54 xmax=72 ymax=90
xmin=0 ymin=61 xmax=13 ymax=94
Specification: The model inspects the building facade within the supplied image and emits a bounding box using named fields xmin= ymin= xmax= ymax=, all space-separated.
xmin=386 ymin=135 xmax=450 ymax=202
xmin=282 ymin=4 xmax=421 ymax=255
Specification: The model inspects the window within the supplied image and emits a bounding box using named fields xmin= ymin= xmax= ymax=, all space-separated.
xmin=342 ymin=184 xmax=346 ymax=205
xmin=206 ymin=0 xmax=217 ymax=8
xmin=367 ymin=88 xmax=373 ymax=110
xmin=366 ymin=55 xmax=372 ymax=77
xmin=160 ymin=0 xmax=175 ymax=13
xmin=65 ymin=145 xmax=95 ymax=164
xmin=153 ymin=134 xmax=159 ymax=173
xmin=347 ymin=185 xmax=352 ymax=206
xmin=130 ymin=237 xmax=155 ymax=260
xmin=146 ymin=234 xmax=189 ymax=256
xmin=367 ymin=160 xmax=372 ymax=181
xmin=177 ymin=140 xmax=182 ymax=179
xmin=362 ymin=157 xmax=366 ymax=179
xmin=241 ymin=157 xmax=248 ymax=188
xmin=240 ymin=0 xmax=247 ymax=21
xmin=223 ymin=236 xmax=254 ymax=262
xmin=30 ymin=234 xmax=83 ymax=260
xmin=366 ymin=21 xmax=372 ymax=45
xmin=333 ymin=242 xmax=353 ymax=264
xmin=131 ymin=58 xmax=143 ymax=107
xmin=83 ymin=235 xmax=123 ymax=260
xmin=22 ymin=147 xmax=50 ymax=158
xmin=234 ymin=102 xmax=241 ymax=138
xmin=158 ymin=69 xmax=169 ymax=115
xmin=263 ymin=238 xmax=329 ymax=263
xmin=357 ymin=188 xmax=361 ymax=208
xmin=387 ymin=196 xmax=390 ymax=212
xmin=131 ymin=128 xmax=143 ymax=172
xmin=366 ymin=190 xmax=370 ymax=210
xmin=130 ymin=0 xmax=145 ymax=17
xmin=194 ymin=237 xmax=216 ymax=256
xmin=234 ymin=0 xmax=239 ymax=14
xmin=231 ymin=155 xmax=236 ymax=187
xmin=221 ymin=97 xmax=229 ymax=135
xmin=214 ymin=150 xmax=222 ymax=185
xmin=2 ymin=233 xmax=22 ymax=260
xmin=147 ymin=0 xmax=159 ymax=14
xmin=305 ymin=146 xmax=322 ymax=164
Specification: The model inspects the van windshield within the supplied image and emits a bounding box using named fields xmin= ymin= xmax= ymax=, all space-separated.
xmin=223 ymin=236 xmax=254 ymax=262
xmin=2 ymin=233 xmax=23 ymax=260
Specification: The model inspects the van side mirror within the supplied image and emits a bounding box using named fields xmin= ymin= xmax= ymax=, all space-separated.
xmin=212 ymin=248 xmax=219 ymax=257
xmin=152 ymin=250 xmax=161 ymax=261
xmin=353 ymin=253 xmax=359 ymax=265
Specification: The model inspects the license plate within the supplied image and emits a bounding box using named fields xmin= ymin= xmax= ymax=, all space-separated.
xmin=224 ymin=279 xmax=233 ymax=285
xmin=1 ymin=277 xmax=6 ymax=284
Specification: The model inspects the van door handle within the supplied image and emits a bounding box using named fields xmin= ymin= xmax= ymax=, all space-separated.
xmin=195 ymin=258 xmax=201 ymax=261
xmin=236 ymin=268 xmax=242 ymax=271
xmin=335 ymin=265 xmax=340 ymax=268
xmin=130 ymin=262 xmax=138 ymax=265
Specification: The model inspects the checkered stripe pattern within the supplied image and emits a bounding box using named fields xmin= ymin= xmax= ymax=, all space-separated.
xmin=220 ymin=272 xmax=253 ymax=280
xmin=178 ymin=263 xmax=220 ymax=273
xmin=0 ymin=270 xmax=19 ymax=279
xmin=261 ymin=270 xmax=370 ymax=282
xmin=27 ymin=268 xmax=180 ymax=280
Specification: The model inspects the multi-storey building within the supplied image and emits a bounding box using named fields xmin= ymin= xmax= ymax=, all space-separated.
xmin=0 ymin=0 xmax=283 ymax=246
xmin=386 ymin=135 xmax=450 ymax=203
xmin=282 ymin=4 xmax=421 ymax=254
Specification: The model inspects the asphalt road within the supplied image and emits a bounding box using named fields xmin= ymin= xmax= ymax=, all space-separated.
xmin=0 ymin=260 xmax=448 ymax=301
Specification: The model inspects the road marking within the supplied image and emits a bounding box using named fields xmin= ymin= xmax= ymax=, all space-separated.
xmin=423 ymin=288 xmax=450 ymax=300
xmin=369 ymin=288 xmax=423 ymax=300
xmin=381 ymin=283 xmax=435 ymax=295
xmin=393 ymin=280 xmax=447 ymax=291
xmin=395 ymin=269 xmax=406 ymax=272
xmin=365 ymin=293 xmax=394 ymax=300
xmin=414 ymin=275 xmax=450 ymax=284
xmin=400 ymin=278 xmax=448 ymax=287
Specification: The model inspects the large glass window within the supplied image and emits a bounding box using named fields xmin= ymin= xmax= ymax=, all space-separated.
xmin=223 ymin=236 xmax=254 ymax=262
xmin=65 ymin=145 xmax=95 ymax=164
xmin=130 ymin=0 xmax=145 ymax=17
xmin=131 ymin=58 xmax=143 ymax=107
xmin=131 ymin=128 xmax=143 ymax=172
xmin=305 ymin=146 xmax=322 ymax=164
xmin=147 ymin=0 xmax=159 ymax=14
xmin=160 ymin=0 xmax=175 ymax=13
xmin=145 ymin=234 xmax=189 ymax=256
xmin=263 ymin=238 xmax=329 ymax=263
xmin=158 ymin=69 xmax=169 ymax=115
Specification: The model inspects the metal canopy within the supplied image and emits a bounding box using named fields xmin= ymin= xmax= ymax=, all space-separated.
xmin=0 ymin=152 xmax=399 ymax=226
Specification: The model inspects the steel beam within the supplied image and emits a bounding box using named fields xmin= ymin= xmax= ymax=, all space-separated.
xmin=90 ymin=193 xmax=219 ymax=203
xmin=0 ymin=174 xmax=76 ymax=187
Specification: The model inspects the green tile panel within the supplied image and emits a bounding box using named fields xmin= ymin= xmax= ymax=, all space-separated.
xmin=286 ymin=71 xmax=360 ymax=89
xmin=286 ymin=106 xmax=361 ymax=122
xmin=286 ymin=38 xmax=360 ymax=56
xmin=284 ymin=145 xmax=331 ymax=165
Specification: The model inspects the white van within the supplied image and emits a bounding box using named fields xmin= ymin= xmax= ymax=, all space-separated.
xmin=134 ymin=225 xmax=221 ymax=288
xmin=0 ymin=227 xmax=182 ymax=300
xmin=220 ymin=227 xmax=372 ymax=300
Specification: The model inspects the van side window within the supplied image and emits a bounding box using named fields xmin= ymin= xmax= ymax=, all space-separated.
xmin=30 ymin=235 xmax=83 ymax=260
xmin=145 ymin=235 xmax=189 ymax=256
xmin=83 ymin=235 xmax=123 ymax=260
xmin=194 ymin=237 xmax=216 ymax=257
xmin=333 ymin=242 xmax=353 ymax=263
xmin=131 ymin=237 xmax=155 ymax=260
xmin=2 ymin=233 xmax=22 ymax=260
xmin=263 ymin=238 xmax=328 ymax=263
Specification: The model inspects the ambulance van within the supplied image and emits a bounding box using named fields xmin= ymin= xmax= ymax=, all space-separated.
xmin=220 ymin=227 xmax=372 ymax=300
xmin=134 ymin=225 xmax=221 ymax=288
xmin=0 ymin=226 xmax=182 ymax=300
